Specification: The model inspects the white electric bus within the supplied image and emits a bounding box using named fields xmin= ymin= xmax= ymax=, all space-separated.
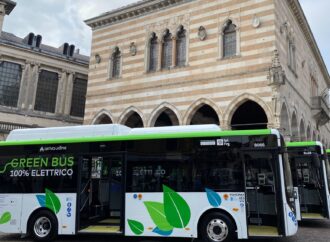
xmin=0 ymin=124 xmax=297 ymax=241
xmin=287 ymin=142 xmax=330 ymax=221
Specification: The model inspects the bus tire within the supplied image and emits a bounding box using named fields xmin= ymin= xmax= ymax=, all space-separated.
xmin=200 ymin=212 xmax=235 ymax=242
xmin=29 ymin=210 xmax=58 ymax=241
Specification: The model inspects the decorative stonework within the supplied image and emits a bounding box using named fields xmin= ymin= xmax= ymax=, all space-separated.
xmin=198 ymin=26 xmax=207 ymax=41
xmin=252 ymin=14 xmax=261 ymax=28
xmin=129 ymin=42 xmax=137 ymax=56
xmin=145 ymin=13 xmax=190 ymax=37
xmin=268 ymin=50 xmax=286 ymax=87
xmin=95 ymin=53 xmax=101 ymax=64
xmin=86 ymin=0 xmax=193 ymax=29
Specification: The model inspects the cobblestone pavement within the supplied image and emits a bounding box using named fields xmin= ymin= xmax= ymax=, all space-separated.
xmin=0 ymin=220 xmax=329 ymax=242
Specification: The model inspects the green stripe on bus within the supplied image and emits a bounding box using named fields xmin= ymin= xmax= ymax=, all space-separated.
xmin=326 ymin=149 xmax=330 ymax=154
xmin=0 ymin=129 xmax=272 ymax=147
xmin=286 ymin=141 xmax=318 ymax=147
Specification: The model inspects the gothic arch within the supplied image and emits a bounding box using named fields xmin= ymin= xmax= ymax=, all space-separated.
xmin=280 ymin=102 xmax=291 ymax=136
xmin=183 ymin=98 xmax=222 ymax=125
xmin=312 ymin=130 xmax=317 ymax=141
xmin=299 ymin=119 xmax=306 ymax=141
xmin=91 ymin=109 xmax=114 ymax=125
xmin=306 ymin=124 xmax=311 ymax=141
xmin=219 ymin=17 xmax=241 ymax=58
xmin=118 ymin=106 xmax=145 ymax=127
xmin=291 ymin=111 xmax=299 ymax=141
xmin=224 ymin=93 xmax=273 ymax=129
xmin=148 ymin=102 xmax=182 ymax=127
xmin=220 ymin=17 xmax=240 ymax=33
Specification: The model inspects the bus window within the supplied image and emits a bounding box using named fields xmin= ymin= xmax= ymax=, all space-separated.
xmin=194 ymin=148 xmax=244 ymax=192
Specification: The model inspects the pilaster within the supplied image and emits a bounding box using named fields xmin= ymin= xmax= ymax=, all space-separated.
xmin=17 ymin=62 xmax=32 ymax=110
xmin=55 ymin=70 xmax=68 ymax=115
xmin=64 ymin=73 xmax=74 ymax=115
xmin=0 ymin=3 xmax=5 ymax=33
xmin=28 ymin=63 xmax=40 ymax=111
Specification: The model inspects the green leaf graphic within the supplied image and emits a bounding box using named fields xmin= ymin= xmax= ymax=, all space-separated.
xmin=163 ymin=185 xmax=191 ymax=228
xmin=45 ymin=189 xmax=61 ymax=214
xmin=144 ymin=201 xmax=174 ymax=232
xmin=0 ymin=212 xmax=11 ymax=225
xmin=127 ymin=219 xmax=144 ymax=235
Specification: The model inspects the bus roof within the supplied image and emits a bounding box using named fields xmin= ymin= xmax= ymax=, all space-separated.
xmin=286 ymin=141 xmax=321 ymax=148
xmin=0 ymin=125 xmax=274 ymax=147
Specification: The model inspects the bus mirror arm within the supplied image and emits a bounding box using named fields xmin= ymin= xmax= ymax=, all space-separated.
xmin=293 ymin=190 xmax=298 ymax=199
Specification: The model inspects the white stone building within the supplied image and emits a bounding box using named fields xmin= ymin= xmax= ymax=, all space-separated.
xmin=0 ymin=0 xmax=89 ymax=139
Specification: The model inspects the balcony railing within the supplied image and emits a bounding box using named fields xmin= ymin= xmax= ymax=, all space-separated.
xmin=0 ymin=121 xmax=38 ymax=134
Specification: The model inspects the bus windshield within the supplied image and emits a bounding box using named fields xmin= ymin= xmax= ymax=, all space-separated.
xmin=287 ymin=143 xmax=330 ymax=220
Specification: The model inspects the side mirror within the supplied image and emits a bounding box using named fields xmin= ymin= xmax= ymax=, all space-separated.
xmin=312 ymin=153 xmax=321 ymax=168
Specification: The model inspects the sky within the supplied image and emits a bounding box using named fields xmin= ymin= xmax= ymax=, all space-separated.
xmin=3 ymin=0 xmax=330 ymax=71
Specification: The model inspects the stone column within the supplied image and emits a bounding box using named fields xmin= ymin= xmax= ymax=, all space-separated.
xmin=55 ymin=70 xmax=68 ymax=115
xmin=157 ymin=39 xmax=163 ymax=71
xmin=0 ymin=4 xmax=5 ymax=35
xmin=17 ymin=62 xmax=31 ymax=110
xmin=171 ymin=36 xmax=177 ymax=68
xmin=63 ymin=73 xmax=74 ymax=115
xmin=28 ymin=63 xmax=40 ymax=111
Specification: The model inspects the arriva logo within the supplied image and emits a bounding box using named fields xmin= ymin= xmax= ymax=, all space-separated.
xmin=39 ymin=146 xmax=67 ymax=153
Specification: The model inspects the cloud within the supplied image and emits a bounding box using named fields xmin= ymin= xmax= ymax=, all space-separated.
xmin=300 ymin=0 xmax=330 ymax=71
xmin=2 ymin=0 xmax=329 ymax=71
xmin=3 ymin=0 xmax=137 ymax=55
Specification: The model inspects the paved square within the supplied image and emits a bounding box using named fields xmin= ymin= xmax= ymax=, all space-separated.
xmin=0 ymin=220 xmax=329 ymax=242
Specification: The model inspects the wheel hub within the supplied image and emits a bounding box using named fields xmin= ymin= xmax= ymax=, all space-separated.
xmin=207 ymin=219 xmax=228 ymax=242
xmin=34 ymin=217 xmax=52 ymax=238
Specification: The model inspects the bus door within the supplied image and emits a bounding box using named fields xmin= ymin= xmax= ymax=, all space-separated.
xmin=243 ymin=150 xmax=282 ymax=237
xmin=78 ymin=153 xmax=125 ymax=234
xmin=293 ymin=154 xmax=327 ymax=219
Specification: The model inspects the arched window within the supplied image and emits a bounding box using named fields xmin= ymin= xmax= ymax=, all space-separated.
xmin=111 ymin=47 xmax=121 ymax=78
xmin=148 ymin=33 xmax=158 ymax=72
xmin=176 ymin=26 xmax=186 ymax=67
xmin=223 ymin=20 xmax=237 ymax=58
xmin=162 ymin=29 xmax=172 ymax=69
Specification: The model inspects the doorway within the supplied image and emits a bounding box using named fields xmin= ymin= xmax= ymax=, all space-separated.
xmin=78 ymin=153 xmax=124 ymax=234
xmin=243 ymin=151 xmax=281 ymax=237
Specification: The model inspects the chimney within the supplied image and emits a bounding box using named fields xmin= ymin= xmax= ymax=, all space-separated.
xmin=36 ymin=35 xmax=42 ymax=48
xmin=69 ymin=44 xmax=75 ymax=57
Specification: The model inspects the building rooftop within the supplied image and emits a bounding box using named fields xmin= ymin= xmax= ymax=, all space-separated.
xmin=0 ymin=31 xmax=89 ymax=64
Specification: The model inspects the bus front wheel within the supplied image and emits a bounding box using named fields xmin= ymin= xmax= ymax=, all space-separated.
xmin=200 ymin=212 xmax=235 ymax=242
xmin=29 ymin=210 xmax=58 ymax=241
